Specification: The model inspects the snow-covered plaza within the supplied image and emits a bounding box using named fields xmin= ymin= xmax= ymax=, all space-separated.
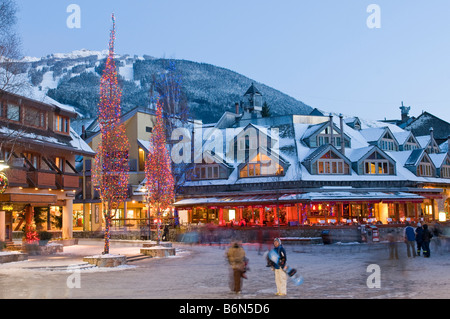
xmin=0 ymin=239 xmax=449 ymax=299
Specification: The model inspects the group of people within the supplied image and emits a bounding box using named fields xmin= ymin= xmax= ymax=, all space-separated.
xmin=404 ymin=222 xmax=437 ymax=258
xmin=226 ymin=237 xmax=288 ymax=296
xmin=389 ymin=222 xmax=439 ymax=259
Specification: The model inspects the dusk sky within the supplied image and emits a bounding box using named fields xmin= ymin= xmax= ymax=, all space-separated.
xmin=14 ymin=0 xmax=450 ymax=122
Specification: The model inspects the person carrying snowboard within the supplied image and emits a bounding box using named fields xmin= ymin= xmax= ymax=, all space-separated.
xmin=267 ymin=237 xmax=288 ymax=296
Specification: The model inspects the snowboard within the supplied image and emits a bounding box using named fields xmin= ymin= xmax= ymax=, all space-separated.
xmin=266 ymin=248 xmax=304 ymax=286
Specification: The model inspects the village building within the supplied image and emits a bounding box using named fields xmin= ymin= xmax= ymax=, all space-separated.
xmin=0 ymin=89 xmax=95 ymax=243
xmin=172 ymin=84 xmax=450 ymax=227
xmin=39 ymin=83 xmax=450 ymax=236
xmin=73 ymin=106 xmax=158 ymax=234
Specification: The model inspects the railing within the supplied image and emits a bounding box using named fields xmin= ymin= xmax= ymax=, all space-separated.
xmin=56 ymin=173 xmax=80 ymax=189
xmin=5 ymin=167 xmax=27 ymax=186
xmin=27 ymin=170 xmax=56 ymax=188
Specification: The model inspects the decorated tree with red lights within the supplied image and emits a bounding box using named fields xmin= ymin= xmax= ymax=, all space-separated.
xmin=145 ymin=100 xmax=175 ymax=244
xmin=93 ymin=14 xmax=129 ymax=254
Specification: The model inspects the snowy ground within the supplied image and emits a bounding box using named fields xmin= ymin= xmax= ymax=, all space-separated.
xmin=0 ymin=238 xmax=449 ymax=299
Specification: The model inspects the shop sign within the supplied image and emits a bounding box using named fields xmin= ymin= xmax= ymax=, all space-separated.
xmin=2 ymin=204 xmax=13 ymax=211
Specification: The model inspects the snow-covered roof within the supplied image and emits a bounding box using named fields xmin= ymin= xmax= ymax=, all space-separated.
xmin=178 ymin=112 xmax=450 ymax=188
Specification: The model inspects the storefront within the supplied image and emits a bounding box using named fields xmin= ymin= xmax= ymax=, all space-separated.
xmin=174 ymin=191 xmax=426 ymax=226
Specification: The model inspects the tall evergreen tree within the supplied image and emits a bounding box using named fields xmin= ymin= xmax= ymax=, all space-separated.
xmin=92 ymin=14 xmax=129 ymax=254
xmin=145 ymin=100 xmax=175 ymax=244
xmin=262 ymin=101 xmax=271 ymax=118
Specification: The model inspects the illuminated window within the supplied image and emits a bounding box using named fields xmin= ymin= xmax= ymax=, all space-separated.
xmin=55 ymin=115 xmax=69 ymax=133
xmin=23 ymin=152 xmax=39 ymax=170
xmin=239 ymin=153 xmax=284 ymax=178
xmin=55 ymin=157 xmax=64 ymax=172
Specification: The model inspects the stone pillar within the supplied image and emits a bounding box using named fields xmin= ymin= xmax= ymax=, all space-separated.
xmin=62 ymin=199 xmax=73 ymax=239
xmin=0 ymin=211 xmax=5 ymax=242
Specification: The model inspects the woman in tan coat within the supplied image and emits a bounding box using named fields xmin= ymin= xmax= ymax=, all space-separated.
xmin=226 ymin=241 xmax=247 ymax=294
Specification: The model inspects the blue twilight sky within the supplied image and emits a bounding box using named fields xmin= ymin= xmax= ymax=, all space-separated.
xmin=13 ymin=0 xmax=450 ymax=122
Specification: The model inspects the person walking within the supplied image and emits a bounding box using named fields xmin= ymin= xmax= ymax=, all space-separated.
xmin=387 ymin=230 xmax=399 ymax=260
xmin=226 ymin=241 xmax=247 ymax=294
xmin=267 ymin=237 xmax=288 ymax=296
xmin=404 ymin=222 xmax=416 ymax=258
xmin=422 ymin=224 xmax=433 ymax=258
xmin=415 ymin=223 xmax=424 ymax=256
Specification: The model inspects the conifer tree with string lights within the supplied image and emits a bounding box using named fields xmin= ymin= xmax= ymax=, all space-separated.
xmin=145 ymin=100 xmax=175 ymax=244
xmin=92 ymin=14 xmax=129 ymax=255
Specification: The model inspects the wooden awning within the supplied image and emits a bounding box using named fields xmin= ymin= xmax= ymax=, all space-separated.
xmin=0 ymin=193 xmax=57 ymax=206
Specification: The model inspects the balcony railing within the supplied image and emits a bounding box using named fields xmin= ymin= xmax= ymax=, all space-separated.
xmin=5 ymin=168 xmax=28 ymax=187
xmin=56 ymin=173 xmax=80 ymax=189
xmin=27 ymin=170 xmax=57 ymax=189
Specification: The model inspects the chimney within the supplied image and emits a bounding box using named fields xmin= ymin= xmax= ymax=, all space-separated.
xmin=339 ymin=114 xmax=345 ymax=155
xmin=400 ymin=102 xmax=411 ymax=123
xmin=429 ymin=127 xmax=434 ymax=153
xmin=235 ymin=102 xmax=240 ymax=115
xmin=82 ymin=125 xmax=86 ymax=139
xmin=329 ymin=113 xmax=334 ymax=146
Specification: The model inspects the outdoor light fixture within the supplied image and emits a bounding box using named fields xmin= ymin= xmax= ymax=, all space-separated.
xmin=0 ymin=161 xmax=9 ymax=171
xmin=439 ymin=212 xmax=446 ymax=222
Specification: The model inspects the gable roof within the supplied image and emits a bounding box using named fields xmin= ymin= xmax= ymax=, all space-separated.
xmin=301 ymin=121 xmax=351 ymax=143
xmin=404 ymin=149 xmax=434 ymax=168
xmin=359 ymin=126 xmax=398 ymax=144
xmin=429 ymin=153 xmax=449 ymax=168
xmin=244 ymin=83 xmax=262 ymax=96
xmin=393 ymin=131 xmax=415 ymax=146
xmin=346 ymin=145 xmax=395 ymax=164
xmin=404 ymin=111 xmax=450 ymax=141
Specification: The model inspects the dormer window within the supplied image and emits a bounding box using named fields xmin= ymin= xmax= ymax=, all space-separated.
xmin=363 ymin=151 xmax=394 ymax=175
xmin=56 ymin=115 xmax=70 ymax=133
xmin=404 ymin=136 xmax=419 ymax=151
xmin=6 ymin=103 xmax=20 ymax=122
xmin=194 ymin=165 xmax=220 ymax=180
xmin=442 ymin=158 xmax=450 ymax=178
xmin=239 ymin=153 xmax=285 ymax=178
xmin=238 ymin=136 xmax=257 ymax=151
xmin=317 ymin=150 xmax=349 ymax=175
xmin=379 ymin=131 xmax=398 ymax=151
xmin=418 ymin=156 xmax=434 ymax=177
xmin=25 ymin=107 xmax=46 ymax=128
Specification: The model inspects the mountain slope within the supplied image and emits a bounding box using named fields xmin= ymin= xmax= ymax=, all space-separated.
xmin=16 ymin=49 xmax=313 ymax=124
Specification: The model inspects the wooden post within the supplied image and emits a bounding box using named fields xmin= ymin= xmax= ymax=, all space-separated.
xmin=414 ymin=203 xmax=419 ymax=221
xmin=219 ymin=207 xmax=224 ymax=226
xmin=259 ymin=207 xmax=264 ymax=226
